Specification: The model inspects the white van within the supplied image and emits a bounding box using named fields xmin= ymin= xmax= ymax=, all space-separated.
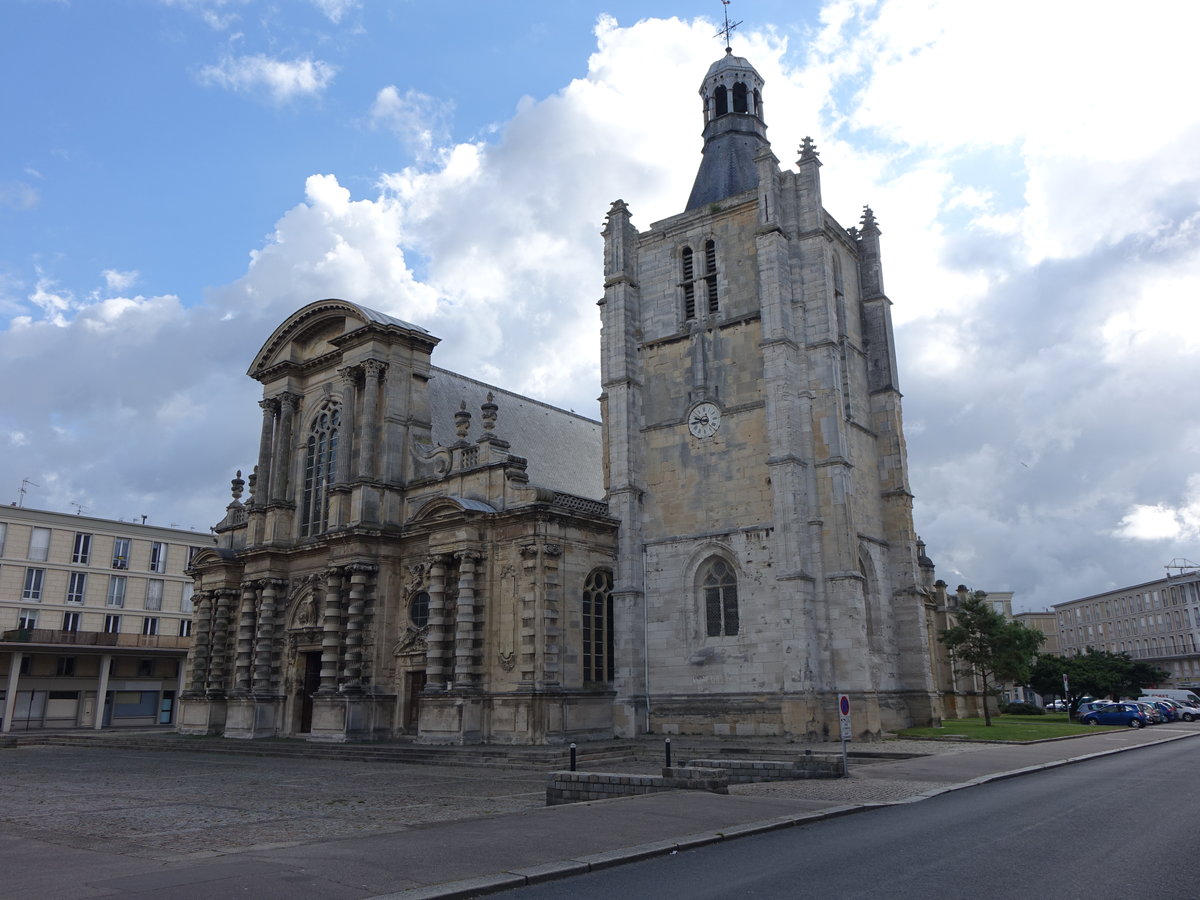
xmin=1141 ymin=689 xmax=1200 ymax=706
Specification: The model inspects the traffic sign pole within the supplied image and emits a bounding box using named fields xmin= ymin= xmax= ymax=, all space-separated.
xmin=838 ymin=693 xmax=851 ymax=776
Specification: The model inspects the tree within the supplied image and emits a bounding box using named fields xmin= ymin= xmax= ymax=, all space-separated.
xmin=939 ymin=591 xmax=1045 ymax=725
xmin=1030 ymin=649 xmax=1170 ymax=714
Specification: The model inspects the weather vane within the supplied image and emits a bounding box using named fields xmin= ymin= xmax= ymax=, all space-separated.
xmin=715 ymin=0 xmax=742 ymax=50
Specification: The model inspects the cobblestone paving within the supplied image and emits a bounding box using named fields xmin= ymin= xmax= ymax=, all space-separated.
xmin=0 ymin=738 xmax=990 ymax=861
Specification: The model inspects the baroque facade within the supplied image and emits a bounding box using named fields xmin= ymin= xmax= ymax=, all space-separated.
xmin=181 ymin=47 xmax=950 ymax=743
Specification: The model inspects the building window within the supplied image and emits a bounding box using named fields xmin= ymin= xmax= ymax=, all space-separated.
xmin=180 ymin=583 xmax=194 ymax=614
xmin=145 ymin=579 xmax=164 ymax=611
xmin=104 ymin=614 xmax=121 ymax=634
xmin=66 ymin=572 xmax=87 ymax=604
xmin=18 ymin=609 xmax=38 ymax=630
xmin=188 ymin=545 xmax=202 ymax=566
xmin=703 ymin=240 xmax=719 ymax=313
xmin=107 ymin=575 xmax=127 ymax=607
xmin=179 ymin=618 xmax=193 ymax=638
xmin=0 ymin=522 xmax=6 ymax=555
xmin=714 ymin=83 xmax=728 ymax=116
xmin=149 ymin=541 xmax=166 ymax=573
xmin=61 ymin=612 xmax=81 ymax=633
xmin=300 ymin=405 xmax=340 ymax=537
xmin=701 ymin=557 xmax=739 ymax=637
xmin=582 ymin=569 xmax=614 ymax=684
xmin=410 ymin=591 xmax=430 ymax=629
xmin=29 ymin=526 xmax=50 ymax=561
xmin=682 ymin=246 xmax=696 ymax=319
xmin=112 ymin=537 xmax=130 ymax=569
xmin=72 ymin=532 xmax=92 ymax=564
xmin=22 ymin=567 xmax=45 ymax=601
xmin=137 ymin=659 xmax=155 ymax=678
xmin=56 ymin=657 xmax=76 ymax=677
xmin=142 ymin=617 xmax=159 ymax=636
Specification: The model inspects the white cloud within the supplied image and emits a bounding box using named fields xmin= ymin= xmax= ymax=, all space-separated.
xmin=0 ymin=181 xmax=39 ymax=210
xmin=198 ymin=54 xmax=337 ymax=103
xmin=370 ymin=87 xmax=453 ymax=158
xmin=312 ymin=0 xmax=359 ymax=24
xmin=160 ymin=0 xmax=246 ymax=31
xmin=102 ymin=269 xmax=139 ymax=292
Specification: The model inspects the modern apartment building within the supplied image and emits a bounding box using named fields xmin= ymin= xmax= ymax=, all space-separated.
xmin=1053 ymin=570 xmax=1200 ymax=685
xmin=0 ymin=505 xmax=214 ymax=732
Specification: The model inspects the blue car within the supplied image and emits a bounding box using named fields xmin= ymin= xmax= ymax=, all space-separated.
xmin=1080 ymin=702 xmax=1151 ymax=728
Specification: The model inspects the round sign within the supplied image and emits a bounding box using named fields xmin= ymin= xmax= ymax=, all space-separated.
xmin=839 ymin=695 xmax=850 ymax=716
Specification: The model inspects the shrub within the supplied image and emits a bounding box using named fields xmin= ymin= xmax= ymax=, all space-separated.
xmin=1000 ymin=702 xmax=1045 ymax=715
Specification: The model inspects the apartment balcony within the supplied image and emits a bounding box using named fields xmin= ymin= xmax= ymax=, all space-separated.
xmin=0 ymin=629 xmax=191 ymax=651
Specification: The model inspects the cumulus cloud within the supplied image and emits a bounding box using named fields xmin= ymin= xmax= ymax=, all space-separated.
xmin=198 ymin=54 xmax=337 ymax=103
xmin=6 ymin=4 xmax=1200 ymax=608
xmin=102 ymin=269 xmax=139 ymax=292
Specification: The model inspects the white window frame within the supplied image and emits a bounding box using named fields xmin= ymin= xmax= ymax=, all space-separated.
xmin=22 ymin=567 xmax=45 ymax=601
xmin=142 ymin=616 xmax=159 ymax=636
xmin=18 ymin=609 xmax=38 ymax=630
xmin=72 ymin=532 xmax=92 ymax=564
xmin=180 ymin=583 xmax=194 ymax=614
xmin=0 ymin=522 xmax=7 ymax=556
xmin=61 ymin=611 xmax=81 ymax=633
xmin=106 ymin=575 xmax=127 ymax=608
xmin=145 ymin=579 xmax=164 ymax=611
xmin=112 ymin=537 xmax=130 ymax=569
xmin=149 ymin=541 xmax=167 ymax=574
xmin=178 ymin=618 xmax=193 ymax=637
xmin=104 ymin=614 xmax=121 ymax=634
xmin=29 ymin=527 xmax=50 ymax=561
xmin=66 ymin=571 xmax=87 ymax=604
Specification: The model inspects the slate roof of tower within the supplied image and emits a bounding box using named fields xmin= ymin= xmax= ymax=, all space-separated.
xmin=427 ymin=366 xmax=604 ymax=501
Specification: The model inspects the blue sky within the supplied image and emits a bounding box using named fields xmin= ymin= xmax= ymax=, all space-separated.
xmin=3 ymin=0 xmax=1200 ymax=612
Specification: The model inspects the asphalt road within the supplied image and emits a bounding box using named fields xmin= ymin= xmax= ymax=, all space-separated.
xmin=493 ymin=737 xmax=1200 ymax=900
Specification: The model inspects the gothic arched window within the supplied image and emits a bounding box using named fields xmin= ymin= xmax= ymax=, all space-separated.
xmin=582 ymin=568 xmax=614 ymax=684
xmin=701 ymin=557 xmax=738 ymax=637
xmin=300 ymin=404 xmax=339 ymax=537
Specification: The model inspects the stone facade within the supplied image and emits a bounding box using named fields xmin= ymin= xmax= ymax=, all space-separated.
xmin=181 ymin=47 xmax=953 ymax=744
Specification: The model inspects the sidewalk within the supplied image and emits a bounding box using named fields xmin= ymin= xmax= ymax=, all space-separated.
xmin=1 ymin=725 xmax=1195 ymax=899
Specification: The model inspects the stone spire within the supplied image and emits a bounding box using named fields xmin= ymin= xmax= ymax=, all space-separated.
xmin=685 ymin=48 xmax=770 ymax=211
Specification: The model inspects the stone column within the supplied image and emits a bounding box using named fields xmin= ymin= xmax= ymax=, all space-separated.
xmin=207 ymin=589 xmax=236 ymax=697
xmin=541 ymin=543 xmax=562 ymax=689
xmin=518 ymin=545 xmax=539 ymax=687
xmin=2 ymin=652 xmax=22 ymax=734
xmin=356 ymin=360 xmax=384 ymax=480
xmin=341 ymin=564 xmax=376 ymax=691
xmin=94 ymin=654 xmax=112 ymax=730
xmin=252 ymin=579 xmax=283 ymax=693
xmin=453 ymin=551 xmax=481 ymax=689
xmin=335 ymin=366 xmax=358 ymax=484
xmin=318 ymin=567 xmax=344 ymax=694
xmin=234 ymin=581 xmax=258 ymax=694
xmin=254 ymin=399 xmax=278 ymax=505
xmin=271 ymin=392 xmax=300 ymax=502
xmin=187 ymin=590 xmax=214 ymax=694
xmin=424 ymin=556 xmax=449 ymax=690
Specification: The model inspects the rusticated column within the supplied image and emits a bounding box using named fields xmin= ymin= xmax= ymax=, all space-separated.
xmin=518 ymin=545 xmax=539 ymax=686
xmin=234 ymin=581 xmax=258 ymax=694
xmin=356 ymin=360 xmax=384 ymax=480
xmin=318 ymin=567 xmax=344 ymax=694
xmin=187 ymin=590 xmax=214 ymax=694
xmin=541 ymin=543 xmax=563 ymax=688
xmin=252 ymin=578 xmax=284 ymax=693
xmin=254 ymin=399 xmax=277 ymax=506
xmin=341 ymin=564 xmax=376 ymax=691
xmin=335 ymin=367 xmax=357 ymax=484
xmin=271 ymin=391 xmax=300 ymax=502
xmin=424 ymin=556 xmax=449 ymax=690
xmin=453 ymin=551 xmax=482 ymax=689
xmin=207 ymin=589 xmax=237 ymax=697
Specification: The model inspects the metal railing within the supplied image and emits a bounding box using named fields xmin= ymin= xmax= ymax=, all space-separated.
xmin=0 ymin=628 xmax=191 ymax=650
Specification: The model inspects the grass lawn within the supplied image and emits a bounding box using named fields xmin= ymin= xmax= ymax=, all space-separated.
xmin=895 ymin=713 xmax=1124 ymax=741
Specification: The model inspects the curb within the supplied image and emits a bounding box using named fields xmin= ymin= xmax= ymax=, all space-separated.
xmin=373 ymin=729 xmax=1200 ymax=899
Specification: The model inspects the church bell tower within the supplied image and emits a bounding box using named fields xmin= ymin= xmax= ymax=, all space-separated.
xmin=600 ymin=39 xmax=941 ymax=741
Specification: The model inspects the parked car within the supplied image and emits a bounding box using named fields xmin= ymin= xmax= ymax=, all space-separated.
xmin=1131 ymin=700 xmax=1166 ymax=724
xmin=1076 ymin=700 xmax=1114 ymax=717
xmin=1172 ymin=701 xmax=1200 ymax=722
xmin=1080 ymin=703 xmax=1151 ymax=728
xmin=1045 ymin=700 xmax=1067 ymax=710
xmin=1141 ymin=699 xmax=1178 ymax=722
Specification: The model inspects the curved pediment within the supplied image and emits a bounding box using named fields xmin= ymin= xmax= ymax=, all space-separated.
xmin=410 ymin=495 xmax=497 ymax=522
xmin=248 ymin=299 xmax=435 ymax=379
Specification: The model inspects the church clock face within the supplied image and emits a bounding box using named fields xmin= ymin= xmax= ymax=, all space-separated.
xmin=688 ymin=401 xmax=722 ymax=438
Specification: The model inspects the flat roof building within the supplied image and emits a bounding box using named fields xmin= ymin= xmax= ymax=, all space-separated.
xmin=0 ymin=505 xmax=215 ymax=732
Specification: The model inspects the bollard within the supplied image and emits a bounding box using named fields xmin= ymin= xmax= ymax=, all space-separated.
xmin=665 ymin=737 xmax=671 ymax=768
xmin=570 ymin=742 xmax=577 ymax=772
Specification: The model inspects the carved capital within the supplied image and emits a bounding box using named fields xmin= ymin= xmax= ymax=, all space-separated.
xmin=542 ymin=543 xmax=563 ymax=558
xmin=259 ymin=397 xmax=279 ymax=414
xmin=519 ymin=544 xmax=539 ymax=560
xmin=276 ymin=391 xmax=302 ymax=412
xmin=361 ymin=359 xmax=387 ymax=380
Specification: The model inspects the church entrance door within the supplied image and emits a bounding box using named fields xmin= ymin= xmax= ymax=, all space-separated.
xmin=406 ymin=670 xmax=426 ymax=730
xmin=299 ymin=652 xmax=321 ymax=733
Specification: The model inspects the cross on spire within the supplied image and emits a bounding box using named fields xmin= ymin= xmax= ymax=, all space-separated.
xmin=715 ymin=0 xmax=742 ymax=51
